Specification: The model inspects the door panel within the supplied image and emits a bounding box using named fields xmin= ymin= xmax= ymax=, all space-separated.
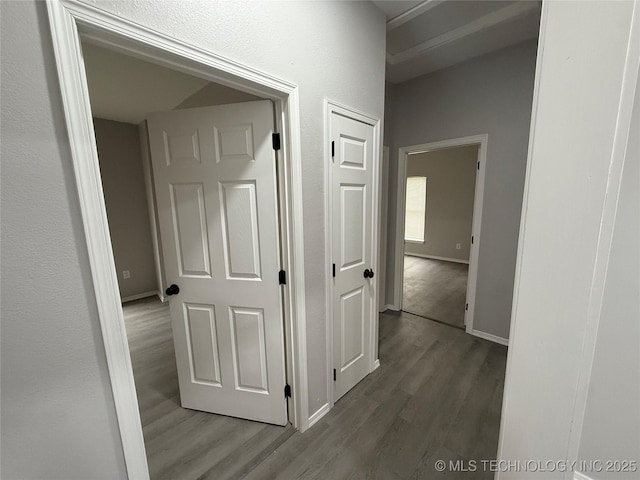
xmin=331 ymin=111 xmax=376 ymax=401
xmin=147 ymin=100 xmax=287 ymax=425
xmin=170 ymin=183 xmax=211 ymax=277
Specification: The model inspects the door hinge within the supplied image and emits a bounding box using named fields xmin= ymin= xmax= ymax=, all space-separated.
xmin=331 ymin=140 xmax=335 ymax=158
xmin=333 ymin=368 xmax=336 ymax=381
xmin=332 ymin=263 xmax=336 ymax=277
xmin=477 ymin=161 xmax=480 ymax=170
xmin=471 ymin=235 xmax=474 ymax=244
xmin=272 ymin=133 xmax=281 ymax=151
xmin=279 ymin=270 xmax=286 ymax=285
xmin=284 ymin=384 xmax=291 ymax=398
xmin=465 ymin=303 xmax=469 ymax=311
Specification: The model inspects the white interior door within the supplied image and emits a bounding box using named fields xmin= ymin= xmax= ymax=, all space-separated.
xmin=331 ymin=111 xmax=375 ymax=401
xmin=146 ymin=100 xmax=287 ymax=425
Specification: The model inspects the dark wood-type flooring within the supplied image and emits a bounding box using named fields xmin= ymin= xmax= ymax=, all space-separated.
xmin=403 ymin=255 xmax=469 ymax=329
xmin=123 ymin=297 xmax=506 ymax=480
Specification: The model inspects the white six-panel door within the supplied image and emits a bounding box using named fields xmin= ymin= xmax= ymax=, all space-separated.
xmin=331 ymin=111 xmax=376 ymax=401
xmin=146 ymin=100 xmax=287 ymax=425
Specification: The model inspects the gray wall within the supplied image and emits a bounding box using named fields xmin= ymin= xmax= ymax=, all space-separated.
xmin=384 ymin=40 xmax=538 ymax=340
xmin=404 ymin=145 xmax=477 ymax=262
xmin=1 ymin=2 xmax=127 ymax=478
xmin=1 ymin=1 xmax=385 ymax=475
xmin=94 ymin=118 xmax=158 ymax=299
xmin=577 ymin=70 xmax=640 ymax=479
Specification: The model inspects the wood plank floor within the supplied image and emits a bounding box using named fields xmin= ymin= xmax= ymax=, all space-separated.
xmin=403 ymin=255 xmax=469 ymax=329
xmin=124 ymin=297 xmax=507 ymax=480
xmin=123 ymin=297 xmax=295 ymax=480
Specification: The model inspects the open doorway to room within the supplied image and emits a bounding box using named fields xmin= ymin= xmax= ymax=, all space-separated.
xmin=80 ymin=40 xmax=299 ymax=479
xmin=401 ymin=143 xmax=480 ymax=330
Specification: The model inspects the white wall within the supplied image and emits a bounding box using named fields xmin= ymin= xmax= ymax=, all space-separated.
xmin=385 ymin=40 xmax=538 ymax=340
xmin=94 ymin=118 xmax=158 ymax=300
xmin=497 ymin=2 xmax=637 ymax=477
xmin=1 ymin=2 xmax=127 ymax=478
xmin=0 ymin=1 xmax=385 ymax=476
xmin=576 ymin=65 xmax=640 ymax=480
xmin=404 ymin=146 xmax=477 ymax=262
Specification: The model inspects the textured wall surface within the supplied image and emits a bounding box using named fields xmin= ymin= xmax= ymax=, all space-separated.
xmin=1 ymin=2 xmax=128 ymax=478
xmin=385 ymin=40 xmax=538 ymax=340
xmin=1 ymin=1 xmax=385 ymax=476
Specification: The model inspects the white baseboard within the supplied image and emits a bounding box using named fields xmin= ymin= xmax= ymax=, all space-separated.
xmin=373 ymin=359 xmax=380 ymax=370
xmin=121 ymin=290 xmax=159 ymax=303
xmin=382 ymin=304 xmax=400 ymax=312
xmin=470 ymin=329 xmax=509 ymax=346
xmin=405 ymin=252 xmax=469 ymax=264
xmin=574 ymin=471 xmax=594 ymax=480
xmin=307 ymin=402 xmax=330 ymax=428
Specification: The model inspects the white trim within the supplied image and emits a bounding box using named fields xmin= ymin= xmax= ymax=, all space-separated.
xmin=394 ymin=134 xmax=488 ymax=337
xmin=404 ymin=252 xmax=469 ymax=265
xmin=373 ymin=359 xmax=381 ymax=370
xmin=121 ymin=291 xmax=158 ymax=303
xmin=564 ymin=2 xmax=640 ymax=475
xmin=382 ymin=304 xmax=399 ymax=312
xmin=470 ymin=329 xmax=509 ymax=347
xmin=46 ymin=2 xmax=309 ymax=478
xmin=386 ymin=2 xmax=539 ymax=65
xmin=573 ymin=471 xmax=594 ymax=480
xmin=378 ymin=146 xmax=390 ymax=312
xmin=386 ymin=0 xmax=445 ymax=32
xmin=307 ymin=403 xmax=330 ymax=429
xmin=324 ymin=100 xmax=381 ymax=408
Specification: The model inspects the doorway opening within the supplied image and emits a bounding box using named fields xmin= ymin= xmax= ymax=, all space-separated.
xmin=47 ymin=2 xmax=309 ymax=478
xmin=83 ymin=40 xmax=296 ymax=478
xmin=394 ymin=135 xmax=488 ymax=335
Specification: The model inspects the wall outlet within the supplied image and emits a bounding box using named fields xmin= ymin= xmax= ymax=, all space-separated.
xmin=123 ymin=270 xmax=131 ymax=279
xmin=456 ymin=243 xmax=461 ymax=250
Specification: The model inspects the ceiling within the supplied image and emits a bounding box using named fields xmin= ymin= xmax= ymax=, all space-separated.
xmin=373 ymin=0 xmax=541 ymax=83
xmin=82 ymin=42 xmax=209 ymax=124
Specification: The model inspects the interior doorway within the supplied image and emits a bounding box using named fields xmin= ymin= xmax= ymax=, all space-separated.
xmin=82 ymin=40 xmax=297 ymax=477
xmin=394 ymin=135 xmax=488 ymax=334
xmin=47 ymin=2 xmax=310 ymax=476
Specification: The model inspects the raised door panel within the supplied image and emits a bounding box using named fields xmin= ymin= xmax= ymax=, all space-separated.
xmin=170 ymin=183 xmax=212 ymax=278
xmin=184 ymin=303 xmax=222 ymax=386
xmin=340 ymin=287 xmax=365 ymax=371
xmin=229 ymin=307 xmax=268 ymax=393
xmin=219 ymin=181 xmax=262 ymax=280
xmin=340 ymin=185 xmax=366 ymax=270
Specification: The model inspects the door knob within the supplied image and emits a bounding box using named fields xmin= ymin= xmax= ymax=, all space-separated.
xmin=364 ymin=268 xmax=375 ymax=279
xmin=165 ymin=284 xmax=180 ymax=296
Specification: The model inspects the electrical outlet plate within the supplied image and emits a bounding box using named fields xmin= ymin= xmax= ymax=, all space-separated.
xmin=456 ymin=243 xmax=461 ymax=250
xmin=123 ymin=270 xmax=130 ymax=279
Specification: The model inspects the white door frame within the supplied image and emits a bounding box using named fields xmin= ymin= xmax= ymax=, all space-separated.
xmin=393 ymin=134 xmax=488 ymax=335
xmin=324 ymin=100 xmax=381 ymax=410
xmin=46 ymin=1 xmax=309 ymax=478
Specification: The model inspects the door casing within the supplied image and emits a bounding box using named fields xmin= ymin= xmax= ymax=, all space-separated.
xmin=46 ymin=1 xmax=309 ymax=478
xmin=393 ymin=134 xmax=489 ymax=338
xmin=324 ymin=100 xmax=381 ymax=412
